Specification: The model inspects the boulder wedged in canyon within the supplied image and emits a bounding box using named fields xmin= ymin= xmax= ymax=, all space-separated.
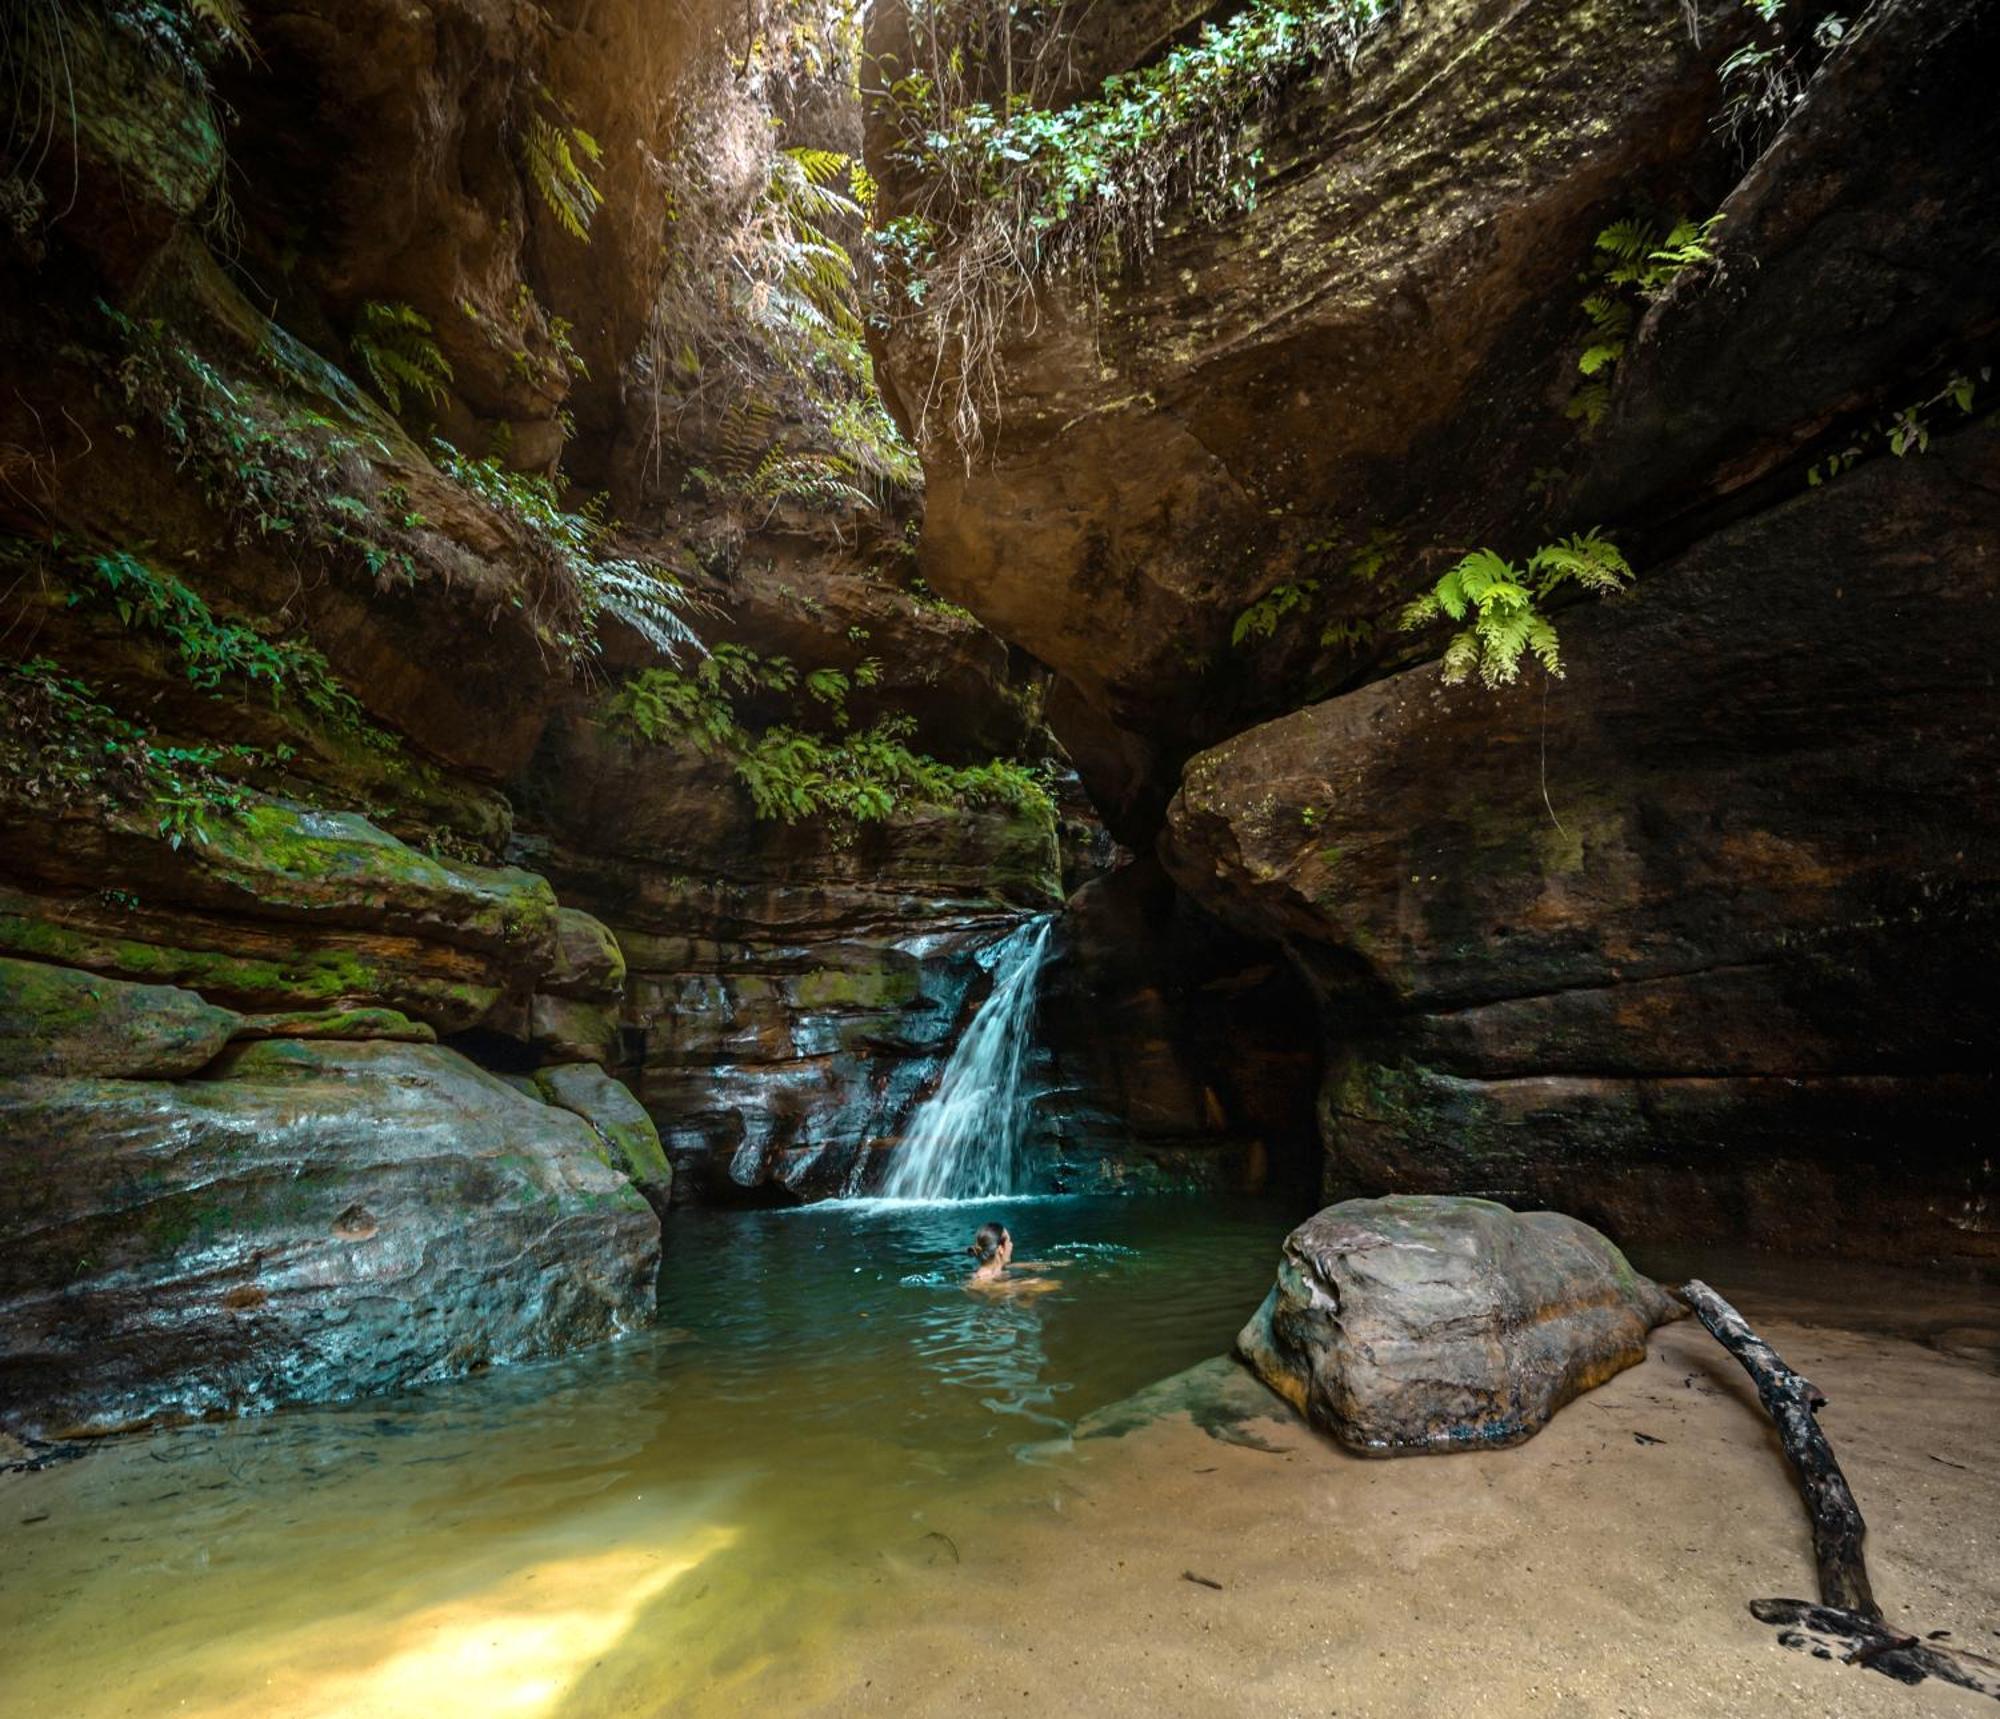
xmin=1235 ymin=1196 xmax=1681 ymax=1455
xmin=0 ymin=1038 xmax=659 ymax=1440
xmin=1166 ymin=425 xmax=2000 ymax=1263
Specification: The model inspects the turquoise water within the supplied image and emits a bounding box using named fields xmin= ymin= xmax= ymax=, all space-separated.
xmin=0 ymin=1193 xmax=1303 ymax=1717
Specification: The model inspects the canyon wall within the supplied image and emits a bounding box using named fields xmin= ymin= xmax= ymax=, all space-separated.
xmin=868 ymin=0 xmax=2000 ymax=1266
xmin=0 ymin=0 xmax=1120 ymax=1437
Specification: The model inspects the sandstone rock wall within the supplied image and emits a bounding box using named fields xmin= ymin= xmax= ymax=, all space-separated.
xmin=870 ymin=0 xmax=2000 ymax=1263
xmin=0 ymin=0 xmax=1092 ymax=1433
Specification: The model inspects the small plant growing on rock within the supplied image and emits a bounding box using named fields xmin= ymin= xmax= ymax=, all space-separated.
xmin=349 ymin=302 xmax=454 ymax=417
xmin=1400 ymin=531 xmax=1632 ymax=688
xmin=522 ymin=92 xmax=603 ymax=241
xmin=1568 ymin=215 xmax=1721 ymax=429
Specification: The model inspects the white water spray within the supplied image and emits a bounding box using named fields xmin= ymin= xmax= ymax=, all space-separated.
xmin=879 ymin=915 xmax=1054 ymax=1201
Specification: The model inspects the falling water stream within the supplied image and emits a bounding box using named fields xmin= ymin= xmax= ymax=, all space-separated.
xmin=879 ymin=913 xmax=1054 ymax=1201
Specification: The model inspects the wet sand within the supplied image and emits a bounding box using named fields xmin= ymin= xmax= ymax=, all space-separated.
xmin=707 ymin=1314 xmax=2000 ymax=1717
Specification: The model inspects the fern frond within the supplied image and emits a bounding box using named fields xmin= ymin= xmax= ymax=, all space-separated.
xmin=525 ymin=108 xmax=603 ymax=241
xmin=188 ymin=0 xmax=255 ymax=58
xmin=1525 ymin=613 xmax=1562 ymax=678
xmin=586 ymin=558 xmax=702 ymax=660
xmin=1565 ymin=381 xmax=1612 ymax=428
xmin=1439 ymin=629 xmax=1480 ymax=685
xmin=784 ymin=147 xmax=851 ymax=186
xmin=1581 ymin=295 xmax=1633 ymax=340
xmin=1448 ymin=549 xmax=1517 ymax=609
xmin=351 ymin=301 xmax=453 ymax=416
xmin=1527 ymin=530 xmax=1632 ymax=595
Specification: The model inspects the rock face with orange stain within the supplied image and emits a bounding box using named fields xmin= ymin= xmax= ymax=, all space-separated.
xmin=1236 ymin=1196 xmax=1680 ymax=1456
xmin=0 ymin=1034 xmax=660 ymax=1440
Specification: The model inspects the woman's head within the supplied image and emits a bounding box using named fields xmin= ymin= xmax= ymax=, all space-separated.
xmin=967 ymin=1222 xmax=1012 ymax=1264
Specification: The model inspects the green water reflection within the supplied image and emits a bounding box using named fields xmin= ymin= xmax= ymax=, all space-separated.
xmin=0 ymin=1194 xmax=1303 ymax=1717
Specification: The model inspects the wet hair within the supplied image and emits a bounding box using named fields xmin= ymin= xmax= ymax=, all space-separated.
xmin=967 ymin=1222 xmax=1011 ymax=1263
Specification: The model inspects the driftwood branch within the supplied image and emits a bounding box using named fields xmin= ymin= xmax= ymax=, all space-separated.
xmin=1682 ymin=1279 xmax=2000 ymax=1703
xmin=1681 ymin=1278 xmax=1874 ymax=1616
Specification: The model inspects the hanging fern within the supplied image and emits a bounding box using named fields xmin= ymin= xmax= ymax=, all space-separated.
xmin=349 ymin=301 xmax=453 ymax=416
xmin=523 ymin=98 xmax=603 ymax=241
xmin=744 ymin=447 xmax=874 ymax=516
xmin=1567 ymin=214 xmax=1721 ymax=428
xmin=1401 ymin=530 xmax=1633 ymax=688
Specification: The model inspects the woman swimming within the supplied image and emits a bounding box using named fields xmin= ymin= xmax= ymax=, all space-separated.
xmin=965 ymin=1222 xmax=1061 ymax=1294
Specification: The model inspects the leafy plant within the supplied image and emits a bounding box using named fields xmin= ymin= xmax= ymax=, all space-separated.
xmin=1807 ymin=368 xmax=1986 ymax=487
xmin=604 ymin=649 xmax=1049 ymax=828
xmin=349 ymin=301 xmax=454 ymax=416
xmin=432 ymin=442 xmax=705 ymax=661
xmin=2 ymin=655 xmax=260 ymax=848
xmin=1230 ymin=529 xmax=1398 ymax=647
xmin=1567 ymin=214 xmax=1721 ymax=427
xmin=523 ymin=94 xmax=603 ymax=241
xmin=1400 ymin=531 xmax=1633 ymax=687
xmin=643 ymin=135 xmax=919 ymax=516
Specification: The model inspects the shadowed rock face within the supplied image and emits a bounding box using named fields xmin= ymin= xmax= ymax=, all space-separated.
xmin=869 ymin=0 xmax=2000 ymax=1260
xmin=0 ymin=1039 xmax=659 ymax=1441
xmin=1236 ymin=1196 xmax=1680 ymax=1455
xmin=870 ymin=0 xmax=1738 ymax=808
xmin=1168 ymin=426 xmax=2000 ymax=1265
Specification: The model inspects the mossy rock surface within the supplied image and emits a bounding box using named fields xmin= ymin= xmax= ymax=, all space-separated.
xmin=533 ymin=1062 xmax=673 ymax=1210
xmin=0 ymin=956 xmax=239 ymax=1079
xmin=544 ymin=910 xmax=627 ymax=1001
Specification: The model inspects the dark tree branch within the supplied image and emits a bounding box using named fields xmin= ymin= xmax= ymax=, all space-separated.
xmin=1681 ymin=1279 xmax=2000 ymax=1703
xmin=1681 ymin=1277 xmax=1875 ymax=1617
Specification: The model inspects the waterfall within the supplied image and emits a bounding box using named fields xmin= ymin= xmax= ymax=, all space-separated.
xmin=879 ymin=915 xmax=1054 ymax=1201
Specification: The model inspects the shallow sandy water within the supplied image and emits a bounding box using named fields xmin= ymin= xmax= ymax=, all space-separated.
xmin=747 ymin=1315 xmax=2000 ymax=1719
xmin=2 ymin=1204 xmax=1994 ymax=1718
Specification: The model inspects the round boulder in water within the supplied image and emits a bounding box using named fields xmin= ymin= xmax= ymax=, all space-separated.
xmin=1235 ymin=1195 xmax=1681 ymax=1456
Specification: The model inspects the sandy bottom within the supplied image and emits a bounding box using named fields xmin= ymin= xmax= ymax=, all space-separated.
xmin=4 ymin=1232 xmax=1995 ymax=1719
xmin=702 ymin=1316 xmax=2000 ymax=1718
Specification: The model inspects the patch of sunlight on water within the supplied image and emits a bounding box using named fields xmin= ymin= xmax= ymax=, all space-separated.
xmin=213 ymin=1526 xmax=738 ymax=1719
xmin=0 ymin=1194 xmax=1303 ymax=1718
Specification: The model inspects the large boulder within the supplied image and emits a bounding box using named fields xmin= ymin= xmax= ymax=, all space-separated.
xmin=0 ymin=1039 xmax=659 ymax=1439
xmin=1236 ymin=1196 xmax=1680 ymax=1455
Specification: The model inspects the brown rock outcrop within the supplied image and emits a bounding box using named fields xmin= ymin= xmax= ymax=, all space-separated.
xmin=1166 ymin=426 xmax=2000 ymax=1264
xmin=870 ymin=0 xmax=1739 ymax=806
